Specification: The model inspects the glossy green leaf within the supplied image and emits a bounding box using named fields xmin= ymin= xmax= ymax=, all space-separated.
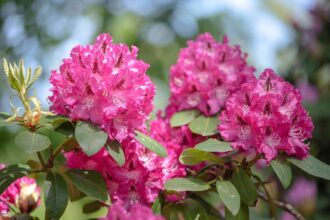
xmin=83 ymin=201 xmax=102 ymax=214
xmin=232 ymin=169 xmax=257 ymax=206
xmin=195 ymin=138 xmax=232 ymax=152
xmin=44 ymin=171 xmax=68 ymax=220
xmin=105 ymin=140 xmax=125 ymax=166
xmin=216 ymin=180 xmax=240 ymax=215
xmin=188 ymin=115 xmax=219 ymax=136
xmin=135 ymin=130 xmax=167 ymax=158
xmin=225 ymin=203 xmax=249 ymax=220
xmin=170 ymin=110 xmax=199 ymax=127
xmin=0 ymin=164 xmax=30 ymax=194
xmin=165 ymin=177 xmax=210 ymax=192
xmin=162 ymin=199 xmax=209 ymax=220
xmin=75 ymin=121 xmax=108 ymax=156
xmin=67 ymin=169 xmax=108 ymax=201
xmin=15 ymin=131 xmax=51 ymax=154
xmin=271 ymin=157 xmax=292 ymax=188
xmin=288 ymin=155 xmax=330 ymax=180
xmin=38 ymin=128 xmax=68 ymax=149
xmin=194 ymin=191 xmax=223 ymax=210
xmin=179 ymin=148 xmax=224 ymax=166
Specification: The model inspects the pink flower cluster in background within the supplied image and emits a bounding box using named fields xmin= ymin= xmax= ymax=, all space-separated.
xmin=0 ymin=164 xmax=40 ymax=216
xmin=49 ymin=33 xmax=155 ymax=142
xmin=281 ymin=177 xmax=317 ymax=220
xmin=169 ymin=33 xmax=255 ymax=116
xmin=219 ymin=69 xmax=314 ymax=161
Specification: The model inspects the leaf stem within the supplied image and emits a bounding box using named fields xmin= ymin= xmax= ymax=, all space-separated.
xmin=258 ymin=193 xmax=306 ymax=220
xmin=37 ymin=152 xmax=46 ymax=169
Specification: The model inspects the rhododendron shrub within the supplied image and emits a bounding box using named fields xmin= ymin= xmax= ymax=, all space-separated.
xmin=0 ymin=33 xmax=330 ymax=220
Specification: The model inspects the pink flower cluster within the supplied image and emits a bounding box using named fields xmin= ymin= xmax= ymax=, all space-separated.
xmin=65 ymin=128 xmax=185 ymax=205
xmin=101 ymin=200 xmax=164 ymax=220
xmin=49 ymin=33 xmax=155 ymax=141
xmin=0 ymin=164 xmax=40 ymax=216
xmin=219 ymin=69 xmax=314 ymax=161
xmin=169 ymin=33 xmax=255 ymax=116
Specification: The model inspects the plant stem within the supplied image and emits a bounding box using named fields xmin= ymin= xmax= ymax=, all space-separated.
xmin=258 ymin=193 xmax=306 ymax=220
xmin=37 ymin=152 xmax=46 ymax=169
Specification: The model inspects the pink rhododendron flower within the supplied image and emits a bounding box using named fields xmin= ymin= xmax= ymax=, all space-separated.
xmin=65 ymin=134 xmax=185 ymax=204
xmin=49 ymin=33 xmax=155 ymax=141
xmin=169 ymin=33 xmax=255 ymax=116
xmin=0 ymin=164 xmax=40 ymax=215
xmin=101 ymin=200 xmax=164 ymax=220
xmin=281 ymin=177 xmax=317 ymax=220
xmin=219 ymin=69 xmax=314 ymax=161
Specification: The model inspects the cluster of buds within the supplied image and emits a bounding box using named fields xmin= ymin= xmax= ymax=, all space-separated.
xmin=2 ymin=59 xmax=53 ymax=128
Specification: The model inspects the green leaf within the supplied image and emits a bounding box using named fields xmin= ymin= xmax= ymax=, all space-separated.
xmin=67 ymin=169 xmax=108 ymax=201
xmin=152 ymin=197 xmax=162 ymax=215
xmin=288 ymin=155 xmax=330 ymax=180
xmin=179 ymin=148 xmax=224 ymax=166
xmin=216 ymin=180 xmax=240 ymax=215
xmin=188 ymin=115 xmax=219 ymax=136
xmin=194 ymin=191 xmax=223 ymax=210
xmin=15 ymin=131 xmax=51 ymax=154
xmin=135 ymin=130 xmax=167 ymax=158
xmin=0 ymin=164 xmax=30 ymax=194
xmin=75 ymin=121 xmax=108 ymax=156
xmin=0 ymin=120 xmax=11 ymax=127
xmin=225 ymin=203 xmax=249 ymax=220
xmin=162 ymin=199 xmax=209 ymax=220
xmin=232 ymin=169 xmax=257 ymax=206
xmin=165 ymin=177 xmax=210 ymax=192
xmin=170 ymin=110 xmax=199 ymax=127
xmin=105 ymin=140 xmax=125 ymax=166
xmin=38 ymin=128 xmax=68 ymax=149
xmin=83 ymin=201 xmax=102 ymax=214
xmin=195 ymin=138 xmax=232 ymax=152
xmin=271 ymin=157 xmax=292 ymax=188
xmin=44 ymin=171 xmax=68 ymax=220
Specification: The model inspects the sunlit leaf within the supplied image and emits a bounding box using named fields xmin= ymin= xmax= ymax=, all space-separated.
xmin=195 ymin=138 xmax=232 ymax=152
xmin=188 ymin=115 xmax=219 ymax=136
xmin=15 ymin=131 xmax=51 ymax=154
xmin=75 ymin=121 xmax=108 ymax=156
xmin=135 ymin=130 xmax=167 ymax=158
xmin=170 ymin=110 xmax=199 ymax=127
xmin=165 ymin=177 xmax=210 ymax=192
xmin=216 ymin=180 xmax=240 ymax=215
xmin=179 ymin=148 xmax=224 ymax=166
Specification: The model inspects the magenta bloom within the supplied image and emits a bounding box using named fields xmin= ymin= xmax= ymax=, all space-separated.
xmin=169 ymin=33 xmax=255 ymax=116
xmin=101 ymin=200 xmax=164 ymax=220
xmin=65 ymin=134 xmax=185 ymax=204
xmin=219 ymin=69 xmax=314 ymax=161
xmin=0 ymin=164 xmax=41 ymax=215
xmin=49 ymin=33 xmax=155 ymax=141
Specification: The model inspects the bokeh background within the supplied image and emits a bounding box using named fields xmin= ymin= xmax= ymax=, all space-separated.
xmin=0 ymin=0 xmax=329 ymax=219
